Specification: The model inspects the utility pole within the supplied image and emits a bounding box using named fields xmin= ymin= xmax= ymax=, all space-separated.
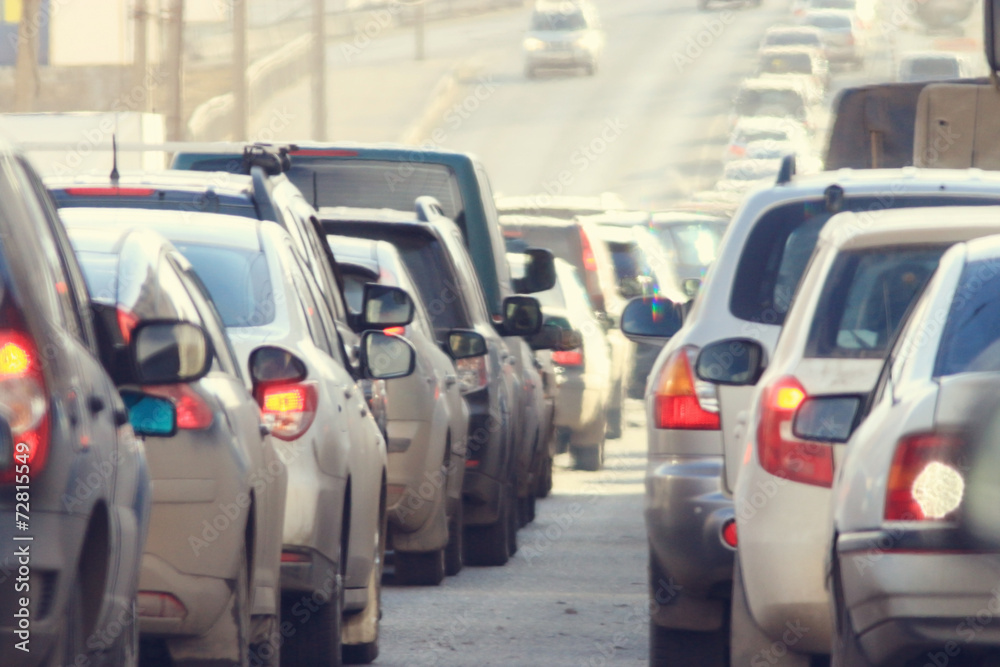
xmin=415 ymin=2 xmax=425 ymax=61
xmin=312 ymin=0 xmax=326 ymax=140
xmin=13 ymin=0 xmax=41 ymax=112
xmin=132 ymin=0 xmax=148 ymax=110
xmin=165 ymin=0 xmax=185 ymax=141
xmin=233 ymin=0 xmax=248 ymax=140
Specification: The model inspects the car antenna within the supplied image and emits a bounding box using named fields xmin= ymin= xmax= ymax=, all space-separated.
xmin=110 ymin=134 xmax=120 ymax=185
xmin=312 ymin=172 xmax=319 ymax=210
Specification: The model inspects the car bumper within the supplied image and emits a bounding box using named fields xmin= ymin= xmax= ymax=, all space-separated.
xmin=646 ymin=455 xmax=734 ymax=631
xmin=461 ymin=468 xmax=504 ymax=527
xmin=525 ymin=49 xmax=594 ymax=67
xmin=554 ymin=375 xmax=604 ymax=434
xmin=137 ymin=552 xmax=233 ymax=638
xmin=838 ymin=531 xmax=1000 ymax=664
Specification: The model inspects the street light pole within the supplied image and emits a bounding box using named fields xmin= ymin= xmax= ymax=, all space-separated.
xmin=165 ymin=0 xmax=185 ymax=141
xmin=132 ymin=0 xmax=149 ymax=108
xmin=312 ymin=0 xmax=327 ymax=140
xmin=233 ymin=0 xmax=248 ymax=140
xmin=13 ymin=0 xmax=41 ymax=112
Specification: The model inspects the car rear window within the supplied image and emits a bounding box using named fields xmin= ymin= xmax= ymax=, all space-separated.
xmin=905 ymin=58 xmax=960 ymax=79
xmin=654 ymin=222 xmax=725 ymax=267
xmin=934 ymin=258 xmax=1000 ymax=376
xmin=760 ymin=53 xmax=813 ymax=75
xmin=765 ymin=32 xmax=822 ymax=47
xmin=735 ymin=89 xmax=806 ymax=118
xmin=170 ymin=243 xmax=275 ymax=327
xmin=286 ymin=161 xmax=464 ymax=221
xmin=531 ymin=10 xmax=587 ymax=30
xmin=502 ymin=224 xmax=581 ymax=275
xmin=806 ymin=14 xmax=851 ymax=29
xmin=730 ymin=196 xmax=1000 ymax=325
xmin=805 ymin=246 xmax=945 ymax=358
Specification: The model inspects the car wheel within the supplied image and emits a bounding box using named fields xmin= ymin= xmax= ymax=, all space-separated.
xmin=649 ymin=549 xmax=727 ymax=666
xmin=342 ymin=496 xmax=386 ymax=665
xmin=571 ymin=443 xmax=602 ymax=471
xmin=507 ymin=485 xmax=519 ymax=556
xmin=445 ymin=501 xmax=464 ymax=576
xmin=731 ymin=557 xmax=811 ymax=666
xmin=831 ymin=564 xmax=873 ymax=667
xmin=606 ymin=406 xmax=623 ymax=440
xmin=464 ymin=487 xmax=511 ymax=566
xmin=535 ymin=455 xmax=553 ymax=498
xmin=280 ymin=561 xmax=343 ymax=667
xmin=395 ymin=549 xmax=446 ymax=586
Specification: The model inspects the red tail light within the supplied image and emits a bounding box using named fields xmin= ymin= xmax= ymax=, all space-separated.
xmin=143 ymin=385 xmax=214 ymax=430
xmin=64 ymin=187 xmax=156 ymax=197
xmin=885 ymin=433 xmax=964 ymax=521
xmin=722 ymin=519 xmax=738 ymax=548
xmin=728 ymin=145 xmax=747 ymax=158
xmin=117 ymin=307 xmax=139 ymax=344
xmin=383 ymin=326 xmax=405 ymax=336
xmin=552 ymin=350 xmax=584 ymax=367
xmin=757 ymin=376 xmax=832 ymax=487
xmin=257 ymin=382 xmax=318 ymax=441
xmin=0 ymin=326 xmax=50 ymax=483
xmin=654 ymin=346 xmax=720 ymax=430
xmin=580 ymin=227 xmax=598 ymax=273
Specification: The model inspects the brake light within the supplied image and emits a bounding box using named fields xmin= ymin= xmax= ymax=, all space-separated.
xmin=552 ymin=350 xmax=583 ymax=367
xmin=728 ymin=145 xmax=747 ymax=158
xmin=455 ymin=356 xmax=489 ymax=394
xmin=885 ymin=433 xmax=964 ymax=521
xmin=117 ymin=307 xmax=139 ymax=344
xmin=257 ymin=382 xmax=318 ymax=441
xmin=580 ymin=227 xmax=597 ymax=272
xmin=722 ymin=519 xmax=738 ymax=548
xmin=654 ymin=346 xmax=720 ymax=430
xmin=63 ymin=187 xmax=156 ymax=197
xmin=383 ymin=326 xmax=405 ymax=336
xmin=143 ymin=385 xmax=214 ymax=430
xmin=0 ymin=325 xmax=50 ymax=483
xmin=757 ymin=376 xmax=832 ymax=487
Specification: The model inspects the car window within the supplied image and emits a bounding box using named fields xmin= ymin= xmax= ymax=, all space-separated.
xmin=759 ymin=53 xmax=813 ymax=75
xmin=934 ymin=258 xmax=1000 ymax=376
xmin=805 ymin=246 xmax=945 ymax=359
xmin=735 ymin=88 xmax=805 ymax=118
xmin=531 ymin=10 xmax=588 ymax=30
xmin=172 ymin=256 xmax=240 ymax=377
xmin=286 ymin=247 xmax=334 ymax=355
xmin=393 ymin=235 xmax=472 ymax=332
xmin=171 ymin=242 xmax=276 ymax=328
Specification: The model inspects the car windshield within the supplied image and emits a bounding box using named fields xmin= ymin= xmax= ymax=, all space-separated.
xmin=805 ymin=246 xmax=945 ymax=358
xmin=170 ymin=243 xmax=276 ymax=327
xmin=759 ymin=53 xmax=813 ymax=74
xmin=531 ymin=10 xmax=588 ymax=31
xmin=735 ymin=89 xmax=805 ymax=117
xmin=935 ymin=258 xmax=1000 ymax=376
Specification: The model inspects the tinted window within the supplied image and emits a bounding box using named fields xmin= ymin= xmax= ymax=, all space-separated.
xmin=731 ymin=197 xmax=1000 ymax=324
xmin=805 ymin=246 xmax=944 ymax=358
xmin=764 ymin=32 xmax=822 ymax=47
xmin=759 ymin=53 xmax=813 ymax=75
xmin=531 ymin=10 xmax=587 ymax=30
xmin=934 ymin=258 xmax=1000 ymax=376
xmin=904 ymin=58 xmax=960 ymax=79
xmin=391 ymin=236 xmax=472 ymax=332
xmin=735 ymin=89 xmax=805 ymax=117
xmin=171 ymin=243 xmax=276 ymax=327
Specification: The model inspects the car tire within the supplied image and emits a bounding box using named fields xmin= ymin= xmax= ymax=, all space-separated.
xmin=445 ymin=501 xmax=464 ymax=576
xmin=649 ymin=549 xmax=727 ymax=666
xmin=731 ymin=557 xmax=811 ymax=666
xmin=280 ymin=562 xmax=343 ymax=667
xmin=606 ymin=406 xmax=623 ymax=440
xmin=831 ymin=564 xmax=873 ymax=667
xmin=535 ymin=455 xmax=553 ymax=498
xmin=518 ymin=492 xmax=536 ymax=526
xmin=507 ymin=485 xmax=519 ymax=556
xmin=464 ymin=488 xmax=511 ymax=566
xmin=571 ymin=442 xmax=602 ymax=471
xmin=395 ymin=549 xmax=446 ymax=586
xmin=342 ymin=499 xmax=386 ymax=665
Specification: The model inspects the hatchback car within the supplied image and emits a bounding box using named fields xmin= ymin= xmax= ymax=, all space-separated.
xmin=829 ymin=231 xmax=1000 ymax=666
xmin=731 ymin=206 xmax=1000 ymax=665
xmin=800 ymin=9 xmax=864 ymax=67
xmin=331 ymin=235 xmax=474 ymax=585
xmin=0 ymin=142 xmax=151 ymax=667
xmin=723 ymin=116 xmax=813 ymax=164
xmin=619 ymin=167 xmax=1000 ymax=666
xmin=756 ymin=46 xmax=830 ymax=93
xmin=733 ymin=78 xmax=820 ymax=133
xmin=523 ymin=0 xmax=605 ymax=77
xmin=62 ymin=217 xmax=288 ymax=666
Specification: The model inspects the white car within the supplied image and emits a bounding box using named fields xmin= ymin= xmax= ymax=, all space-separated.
xmin=731 ymin=206 xmax=1000 ymax=665
xmin=829 ymin=230 xmax=1000 ymax=665
xmin=800 ymin=9 xmax=865 ymax=67
xmin=523 ymin=0 xmax=605 ymax=77
xmin=756 ymin=46 xmax=830 ymax=97
xmin=732 ymin=77 xmax=821 ymax=134
xmin=723 ymin=116 xmax=812 ymax=163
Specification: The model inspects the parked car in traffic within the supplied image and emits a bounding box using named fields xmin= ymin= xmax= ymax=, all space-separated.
xmin=731 ymin=206 xmax=1000 ymax=665
xmin=62 ymin=214 xmax=289 ymax=666
xmin=732 ymin=77 xmax=820 ymax=133
xmin=897 ymin=51 xmax=971 ymax=82
xmin=828 ymin=230 xmax=1000 ymax=666
xmin=800 ymin=9 xmax=865 ymax=68
xmin=723 ymin=116 xmax=813 ymax=164
xmin=523 ymin=0 xmax=606 ymax=77
xmin=756 ymin=46 xmax=831 ymax=93
xmin=330 ymin=234 xmax=474 ymax=584
xmin=619 ymin=166 xmax=1000 ymax=666
xmin=495 ymin=193 xmax=627 ymax=219
xmin=0 ymin=142 xmax=151 ymax=667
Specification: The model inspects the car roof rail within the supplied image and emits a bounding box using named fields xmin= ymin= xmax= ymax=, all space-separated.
xmin=415 ymin=196 xmax=445 ymax=222
xmin=243 ymin=144 xmax=297 ymax=175
xmin=249 ymin=166 xmax=280 ymax=223
xmin=776 ymin=154 xmax=796 ymax=185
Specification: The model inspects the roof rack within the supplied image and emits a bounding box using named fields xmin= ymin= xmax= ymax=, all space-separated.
xmin=776 ymin=154 xmax=797 ymax=185
xmin=415 ymin=196 xmax=445 ymax=222
xmin=243 ymin=143 xmax=297 ymax=175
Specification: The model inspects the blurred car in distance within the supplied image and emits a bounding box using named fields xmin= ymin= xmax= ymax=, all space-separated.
xmin=759 ymin=25 xmax=826 ymax=55
xmin=494 ymin=192 xmax=627 ymax=218
xmin=732 ymin=77 xmax=820 ymax=132
xmin=800 ymin=9 xmax=865 ymax=67
xmin=896 ymin=51 xmax=970 ymax=82
xmin=756 ymin=46 xmax=831 ymax=93
xmin=723 ymin=116 xmax=813 ymax=163
xmin=523 ymin=0 xmax=606 ymax=77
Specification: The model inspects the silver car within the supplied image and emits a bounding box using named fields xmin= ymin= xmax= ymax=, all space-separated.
xmin=523 ymin=0 xmax=605 ymax=77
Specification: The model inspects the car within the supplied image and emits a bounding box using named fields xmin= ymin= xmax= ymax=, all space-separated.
xmin=522 ymin=0 xmax=605 ymax=77
xmin=828 ymin=230 xmax=1000 ymax=666
xmin=716 ymin=158 xmax=784 ymax=194
xmin=494 ymin=193 xmax=627 ymax=218
xmin=330 ymin=234 xmax=474 ymax=584
xmin=60 ymin=207 xmax=413 ymax=665
xmin=500 ymin=213 xmax=632 ymax=445
xmin=897 ymin=51 xmax=971 ymax=82
xmin=800 ymin=10 xmax=865 ymax=67
xmin=792 ymin=0 xmax=876 ymax=26
xmin=732 ymin=78 xmax=820 ymax=134
xmin=516 ymin=255 xmax=613 ymax=471
xmin=61 ymin=216 xmax=288 ymax=666
xmin=759 ymin=25 xmax=826 ymax=54
xmin=0 ymin=139 xmax=152 ymax=667
xmin=731 ymin=205 xmax=1000 ymax=665
xmin=318 ymin=199 xmax=546 ymax=566
xmin=755 ymin=46 xmax=831 ymax=94
xmin=744 ymin=139 xmax=823 ymax=173
xmin=723 ymin=116 xmax=813 ymax=164
xmin=618 ymin=166 xmax=1000 ymax=666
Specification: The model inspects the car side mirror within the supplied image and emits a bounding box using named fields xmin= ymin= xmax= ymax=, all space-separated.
xmin=987 ymin=0 xmax=1000 ymax=76
xmin=120 ymin=391 xmax=178 ymax=437
xmin=249 ymin=346 xmax=308 ymax=385
xmin=682 ymin=278 xmax=702 ymax=298
xmin=620 ymin=297 xmax=682 ymax=344
xmin=512 ymin=248 xmax=556 ymax=294
xmin=792 ymin=395 xmax=863 ymax=443
xmin=362 ymin=284 xmax=415 ymax=328
xmin=448 ymin=329 xmax=488 ymax=360
xmin=131 ymin=320 xmax=213 ymax=385
xmin=502 ymin=296 xmax=543 ymax=336
xmin=361 ymin=331 xmax=417 ymax=379
xmin=695 ymin=339 xmax=766 ymax=386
